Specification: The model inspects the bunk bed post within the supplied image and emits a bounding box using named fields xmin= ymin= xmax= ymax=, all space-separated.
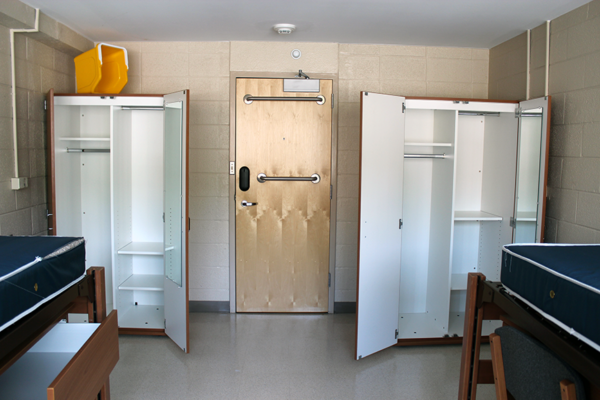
xmin=87 ymin=267 xmax=107 ymax=323
xmin=86 ymin=267 xmax=110 ymax=399
xmin=458 ymin=273 xmax=485 ymax=400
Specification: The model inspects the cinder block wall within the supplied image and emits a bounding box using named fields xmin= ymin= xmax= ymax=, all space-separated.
xmin=488 ymin=32 xmax=528 ymax=100
xmin=488 ymin=0 xmax=600 ymax=244
xmin=546 ymin=0 xmax=600 ymax=243
xmin=0 ymin=4 xmax=92 ymax=235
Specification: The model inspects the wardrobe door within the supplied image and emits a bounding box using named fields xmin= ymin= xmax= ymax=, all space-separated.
xmin=163 ymin=90 xmax=190 ymax=353
xmin=355 ymin=92 xmax=405 ymax=360
xmin=513 ymin=97 xmax=550 ymax=243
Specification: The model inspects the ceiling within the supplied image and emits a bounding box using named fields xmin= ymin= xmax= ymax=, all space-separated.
xmin=21 ymin=0 xmax=590 ymax=48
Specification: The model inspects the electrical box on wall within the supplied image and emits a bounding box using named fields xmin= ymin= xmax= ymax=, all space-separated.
xmin=11 ymin=177 xmax=28 ymax=190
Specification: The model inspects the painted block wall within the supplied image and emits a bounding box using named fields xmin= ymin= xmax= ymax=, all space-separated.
xmin=489 ymin=0 xmax=600 ymax=244
xmin=0 ymin=4 xmax=92 ymax=236
xmin=546 ymin=0 xmax=600 ymax=243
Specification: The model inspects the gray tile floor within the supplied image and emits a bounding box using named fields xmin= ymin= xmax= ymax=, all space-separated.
xmin=110 ymin=313 xmax=496 ymax=399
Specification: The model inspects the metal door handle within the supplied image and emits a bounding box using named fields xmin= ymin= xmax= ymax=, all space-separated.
xmin=257 ymin=173 xmax=321 ymax=184
xmin=241 ymin=200 xmax=257 ymax=207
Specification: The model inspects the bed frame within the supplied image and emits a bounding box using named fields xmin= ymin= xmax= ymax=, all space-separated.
xmin=0 ymin=267 xmax=118 ymax=400
xmin=458 ymin=272 xmax=600 ymax=400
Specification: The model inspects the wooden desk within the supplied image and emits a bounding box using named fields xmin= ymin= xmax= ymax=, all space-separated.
xmin=0 ymin=267 xmax=119 ymax=400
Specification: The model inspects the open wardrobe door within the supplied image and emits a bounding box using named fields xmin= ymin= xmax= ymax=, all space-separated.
xmin=513 ymin=96 xmax=550 ymax=244
xmin=163 ymin=90 xmax=190 ymax=353
xmin=355 ymin=92 xmax=405 ymax=360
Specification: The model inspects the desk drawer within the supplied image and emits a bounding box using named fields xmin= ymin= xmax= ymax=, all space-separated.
xmin=0 ymin=311 xmax=119 ymax=400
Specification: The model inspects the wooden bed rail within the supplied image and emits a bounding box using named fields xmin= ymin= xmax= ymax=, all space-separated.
xmin=458 ymin=273 xmax=600 ymax=400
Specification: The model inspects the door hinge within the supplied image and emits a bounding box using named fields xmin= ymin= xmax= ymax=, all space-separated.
xmin=515 ymin=106 xmax=522 ymax=118
xmin=43 ymin=100 xmax=47 ymax=110
xmin=189 ymin=217 xmax=191 ymax=231
xmin=164 ymin=319 xmax=166 ymax=329
xmin=402 ymin=102 xmax=406 ymax=113
xmin=330 ymin=185 xmax=333 ymax=200
xmin=331 ymin=93 xmax=334 ymax=109
xmin=328 ymin=272 xmax=331 ymax=287
xmin=509 ymin=216 xmax=516 ymax=228
xmin=399 ymin=219 xmax=403 ymax=229
xmin=162 ymin=212 xmax=165 ymax=223
xmin=395 ymin=329 xmax=399 ymax=339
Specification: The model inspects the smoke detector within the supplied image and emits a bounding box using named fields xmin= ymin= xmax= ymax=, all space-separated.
xmin=273 ymin=24 xmax=296 ymax=35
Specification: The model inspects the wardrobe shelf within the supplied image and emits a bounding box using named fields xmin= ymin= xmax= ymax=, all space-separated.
xmin=118 ymin=305 xmax=164 ymax=330
xmin=117 ymin=241 xmax=164 ymax=255
xmin=404 ymin=142 xmax=452 ymax=147
xmin=59 ymin=137 xmax=110 ymax=141
xmin=516 ymin=211 xmax=537 ymax=222
xmin=397 ymin=313 xmax=448 ymax=339
xmin=118 ymin=274 xmax=164 ymax=291
xmin=454 ymin=211 xmax=502 ymax=221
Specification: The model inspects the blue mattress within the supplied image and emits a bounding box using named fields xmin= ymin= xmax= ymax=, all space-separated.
xmin=502 ymin=244 xmax=600 ymax=352
xmin=0 ymin=236 xmax=86 ymax=332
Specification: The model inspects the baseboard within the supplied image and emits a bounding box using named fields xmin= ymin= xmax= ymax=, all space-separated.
xmin=334 ymin=302 xmax=356 ymax=313
xmin=189 ymin=301 xmax=355 ymax=313
xmin=189 ymin=301 xmax=230 ymax=313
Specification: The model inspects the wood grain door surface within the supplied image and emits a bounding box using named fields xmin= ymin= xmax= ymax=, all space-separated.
xmin=235 ymin=78 xmax=332 ymax=312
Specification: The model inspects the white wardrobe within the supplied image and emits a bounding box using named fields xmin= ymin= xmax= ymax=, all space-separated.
xmin=355 ymin=93 xmax=549 ymax=359
xmin=47 ymin=90 xmax=190 ymax=352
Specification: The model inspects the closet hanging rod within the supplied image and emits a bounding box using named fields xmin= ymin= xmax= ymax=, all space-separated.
xmin=257 ymin=173 xmax=321 ymax=184
xmin=120 ymin=106 xmax=164 ymax=111
xmin=67 ymin=148 xmax=110 ymax=153
xmin=404 ymin=153 xmax=445 ymax=159
xmin=244 ymin=94 xmax=325 ymax=105
xmin=458 ymin=112 xmax=500 ymax=117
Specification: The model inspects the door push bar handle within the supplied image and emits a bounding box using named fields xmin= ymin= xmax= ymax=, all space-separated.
xmin=241 ymin=200 xmax=258 ymax=207
xmin=257 ymin=173 xmax=320 ymax=184
xmin=244 ymin=94 xmax=325 ymax=105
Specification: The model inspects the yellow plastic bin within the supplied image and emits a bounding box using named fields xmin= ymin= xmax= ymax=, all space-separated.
xmin=74 ymin=43 xmax=129 ymax=94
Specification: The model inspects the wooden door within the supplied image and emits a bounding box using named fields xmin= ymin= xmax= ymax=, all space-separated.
xmin=235 ymin=78 xmax=332 ymax=312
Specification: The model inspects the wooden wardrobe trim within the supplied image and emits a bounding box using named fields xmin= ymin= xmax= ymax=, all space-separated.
xmin=540 ymin=96 xmax=552 ymax=242
xmin=405 ymin=96 xmax=519 ymax=104
xmin=184 ymin=89 xmax=191 ymax=353
xmin=354 ymin=91 xmax=365 ymax=361
xmin=395 ymin=337 xmax=464 ymax=346
xmin=46 ymin=89 xmax=56 ymax=235
xmin=118 ymin=328 xmax=166 ymax=336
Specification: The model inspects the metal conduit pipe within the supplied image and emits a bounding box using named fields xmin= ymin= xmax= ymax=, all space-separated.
xmin=10 ymin=8 xmax=40 ymax=190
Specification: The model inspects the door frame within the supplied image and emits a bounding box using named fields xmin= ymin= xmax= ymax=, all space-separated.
xmin=228 ymin=71 xmax=339 ymax=313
